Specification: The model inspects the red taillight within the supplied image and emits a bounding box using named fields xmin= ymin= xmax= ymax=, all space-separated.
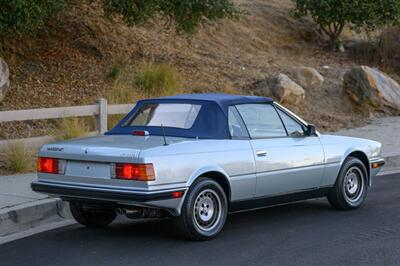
xmin=114 ymin=163 xmax=155 ymax=181
xmin=37 ymin=157 xmax=59 ymax=174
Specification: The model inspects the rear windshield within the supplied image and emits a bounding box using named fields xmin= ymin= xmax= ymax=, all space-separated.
xmin=125 ymin=103 xmax=202 ymax=129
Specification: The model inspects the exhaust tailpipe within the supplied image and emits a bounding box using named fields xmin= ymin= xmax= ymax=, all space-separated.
xmin=122 ymin=208 xmax=140 ymax=215
xmin=115 ymin=208 xmax=123 ymax=215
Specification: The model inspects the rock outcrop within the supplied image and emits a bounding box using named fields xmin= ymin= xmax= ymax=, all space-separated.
xmin=343 ymin=66 xmax=400 ymax=110
xmin=253 ymin=73 xmax=305 ymax=105
xmin=292 ymin=67 xmax=324 ymax=88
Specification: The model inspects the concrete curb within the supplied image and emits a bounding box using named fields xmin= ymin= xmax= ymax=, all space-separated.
xmin=0 ymin=198 xmax=71 ymax=239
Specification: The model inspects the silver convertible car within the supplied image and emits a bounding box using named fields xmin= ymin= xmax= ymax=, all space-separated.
xmin=32 ymin=94 xmax=385 ymax=240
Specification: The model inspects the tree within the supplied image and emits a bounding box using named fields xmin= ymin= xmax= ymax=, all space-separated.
xmin=0 ymin=0 xmax=66 ymax=38
xmin=0 ymin=0 xmax=239 ymax=41
xmin=100 ymin=0 xmax=240 ymax=34
xmin=293 ymin=0 xmax=400 ymax=50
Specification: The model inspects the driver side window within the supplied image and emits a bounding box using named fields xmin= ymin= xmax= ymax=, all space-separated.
xmin=235 ymin=104 xmax=287 ymax=138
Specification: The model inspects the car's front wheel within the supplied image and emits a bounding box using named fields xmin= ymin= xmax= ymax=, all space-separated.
xmin=177 ymin=178 xmax=228 ymax=241
xmin=328 ymin=157 xmax=368 ymax=210
xmin=69 ymin=202 xmax=116 ymax=228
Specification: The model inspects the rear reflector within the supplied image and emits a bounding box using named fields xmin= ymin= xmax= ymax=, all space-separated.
xmin=37 ymin=157 xmax=60 ymax=174
xmin=171 ymin=191 xmax=184 ymax=198
xmin=114 ymin=163 xmax=155 ymax=181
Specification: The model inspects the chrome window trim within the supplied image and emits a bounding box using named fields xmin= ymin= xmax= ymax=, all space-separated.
xmin=274 ymin=102 xmax=321 ymax=137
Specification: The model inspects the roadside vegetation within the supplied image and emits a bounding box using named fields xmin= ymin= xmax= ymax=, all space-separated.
xmin=0 ymin=0 xmax=66 ymax=38
xmin=106 ymin=63 xmax=182 ymax=129
xmin=135 ymin=64 xmax=182 ymax=97
xmin=0 ymin=141 xmax=35 ymax=173
xmin=56 ymin=118 xmax=89 ymax=140
xmin=0 ymin=0 xmax=238 ymax=42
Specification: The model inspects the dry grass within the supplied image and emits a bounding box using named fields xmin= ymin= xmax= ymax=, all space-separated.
xmin=0 ymin=141 xmax=35 ymax=173
xmin=56 ymin=117 xmax=89 ymax=140
xmin=106 ymin=65 xmax=139 ymax=129
xmin=378 ymin=27 xmax=400 ymax=75
xmin=347 ymin=27 xmax=400 ymax=76
xmin=105 ymin=63 xmax=182 ymax=129
xmin=135 ymin=63 xmax=182 ymax=97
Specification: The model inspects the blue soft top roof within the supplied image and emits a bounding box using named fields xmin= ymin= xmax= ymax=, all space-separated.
xmin=106 ymin=93 xmax=273 ymax=139
xmin=160 ymin=93 xmax=273 ymax=108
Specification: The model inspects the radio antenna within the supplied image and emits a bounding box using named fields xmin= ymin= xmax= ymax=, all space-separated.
xmin=161 ymin=124 xmax=168 ymax=146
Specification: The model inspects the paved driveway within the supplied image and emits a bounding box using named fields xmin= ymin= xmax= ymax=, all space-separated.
xmin=1 ymin=173 xmax=399 ymax=266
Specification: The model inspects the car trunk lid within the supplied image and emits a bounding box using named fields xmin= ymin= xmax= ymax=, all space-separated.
xmin=39 ymin=135 xmax=188 ymax=179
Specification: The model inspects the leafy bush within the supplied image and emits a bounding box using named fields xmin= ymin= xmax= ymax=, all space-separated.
xmin=135 ymin=64 xmax=181 ymax=97
xmin=0 ymin=0 xmax=238 ymax=40
xmin=101 ymin=0 xmax=239 ymax=34
xmin=0 ymin=0 xmax=66 ymax=38
xmin=1 ymin=141 xmax=34 ymax=173
xmin=293 ymin=0 xmax=400 ymax=49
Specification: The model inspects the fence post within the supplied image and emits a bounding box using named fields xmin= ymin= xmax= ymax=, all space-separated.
xmin=97 ymin=98 xmax=108 ymax=135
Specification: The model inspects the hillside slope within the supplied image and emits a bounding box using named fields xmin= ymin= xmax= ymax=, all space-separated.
xmin=0 ymin=0 xmax=392 ymax=138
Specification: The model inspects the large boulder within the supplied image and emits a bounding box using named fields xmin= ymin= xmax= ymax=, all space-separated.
xmin=0 ymin=58 xmax=10 ymax=102
xmin=253 ymin=73 xmax=305 ymax=105
xmin=343 ymin=66 xmax=400 ymax=110
xmin=292 ymin=67 xmax=324 ymax=88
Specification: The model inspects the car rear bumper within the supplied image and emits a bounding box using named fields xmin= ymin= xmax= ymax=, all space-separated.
xmin=31 ymin=181 xmax=187 ymax=216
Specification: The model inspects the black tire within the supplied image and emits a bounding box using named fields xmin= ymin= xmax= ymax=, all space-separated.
xmin=69 ymin=202 xmax=116 ymax=228
xmin=176 ymin=178 xmax=228 ymax=241
xmin=327 ymin=157 xmax=368 ymax=210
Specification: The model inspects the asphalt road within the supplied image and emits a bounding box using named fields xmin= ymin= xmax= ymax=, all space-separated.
xmin=1 ymin=173 xmax=399 ymax=266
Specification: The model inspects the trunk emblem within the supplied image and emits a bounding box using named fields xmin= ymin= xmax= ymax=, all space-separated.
xmin=84 ymin=148 xmax=89 ymax=154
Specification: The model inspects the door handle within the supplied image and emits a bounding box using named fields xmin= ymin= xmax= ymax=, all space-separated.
xmin=256 ymin=150 xmax=267 ymax=157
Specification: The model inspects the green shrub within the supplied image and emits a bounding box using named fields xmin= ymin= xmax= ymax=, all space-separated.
xmin=1 ymin=141 xmax=34 ymax=173
xmin=101 ymin=0 xmax=239 ymax=34
xmin=135 ymin=64 xmax=181 ymax=97
xmin=0 ymin=0 xmax=66 ymax=38
xmin=108 ymin=63 xmax=123 ymax=81
xmin=293 ymin=0 xmax=400 ymax=49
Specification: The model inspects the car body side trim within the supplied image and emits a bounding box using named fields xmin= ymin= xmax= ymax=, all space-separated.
xmin=229 ymin=186 xmax=332 ymax=212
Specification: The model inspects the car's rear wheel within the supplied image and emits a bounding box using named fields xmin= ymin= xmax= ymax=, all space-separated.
xmin=177 ymin=178 xmax=227 ymax=241
xmin=327 ymin=157 xmax=368 ymax=210
xmin=69 ymin=202 xmax=116 ymax=228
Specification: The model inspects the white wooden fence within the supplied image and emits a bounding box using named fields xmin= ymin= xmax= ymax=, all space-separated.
xmin=0 ymin=98 xmax=135 ymax=148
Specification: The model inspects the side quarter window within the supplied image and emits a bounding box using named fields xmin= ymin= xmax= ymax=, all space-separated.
xmin=228 ymin=106 xmax=249 ymax=139
xmin=276 ymin=108 xmax=306 ymax=137
xmin=236 ymin=104 xmax=287 ymax=138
